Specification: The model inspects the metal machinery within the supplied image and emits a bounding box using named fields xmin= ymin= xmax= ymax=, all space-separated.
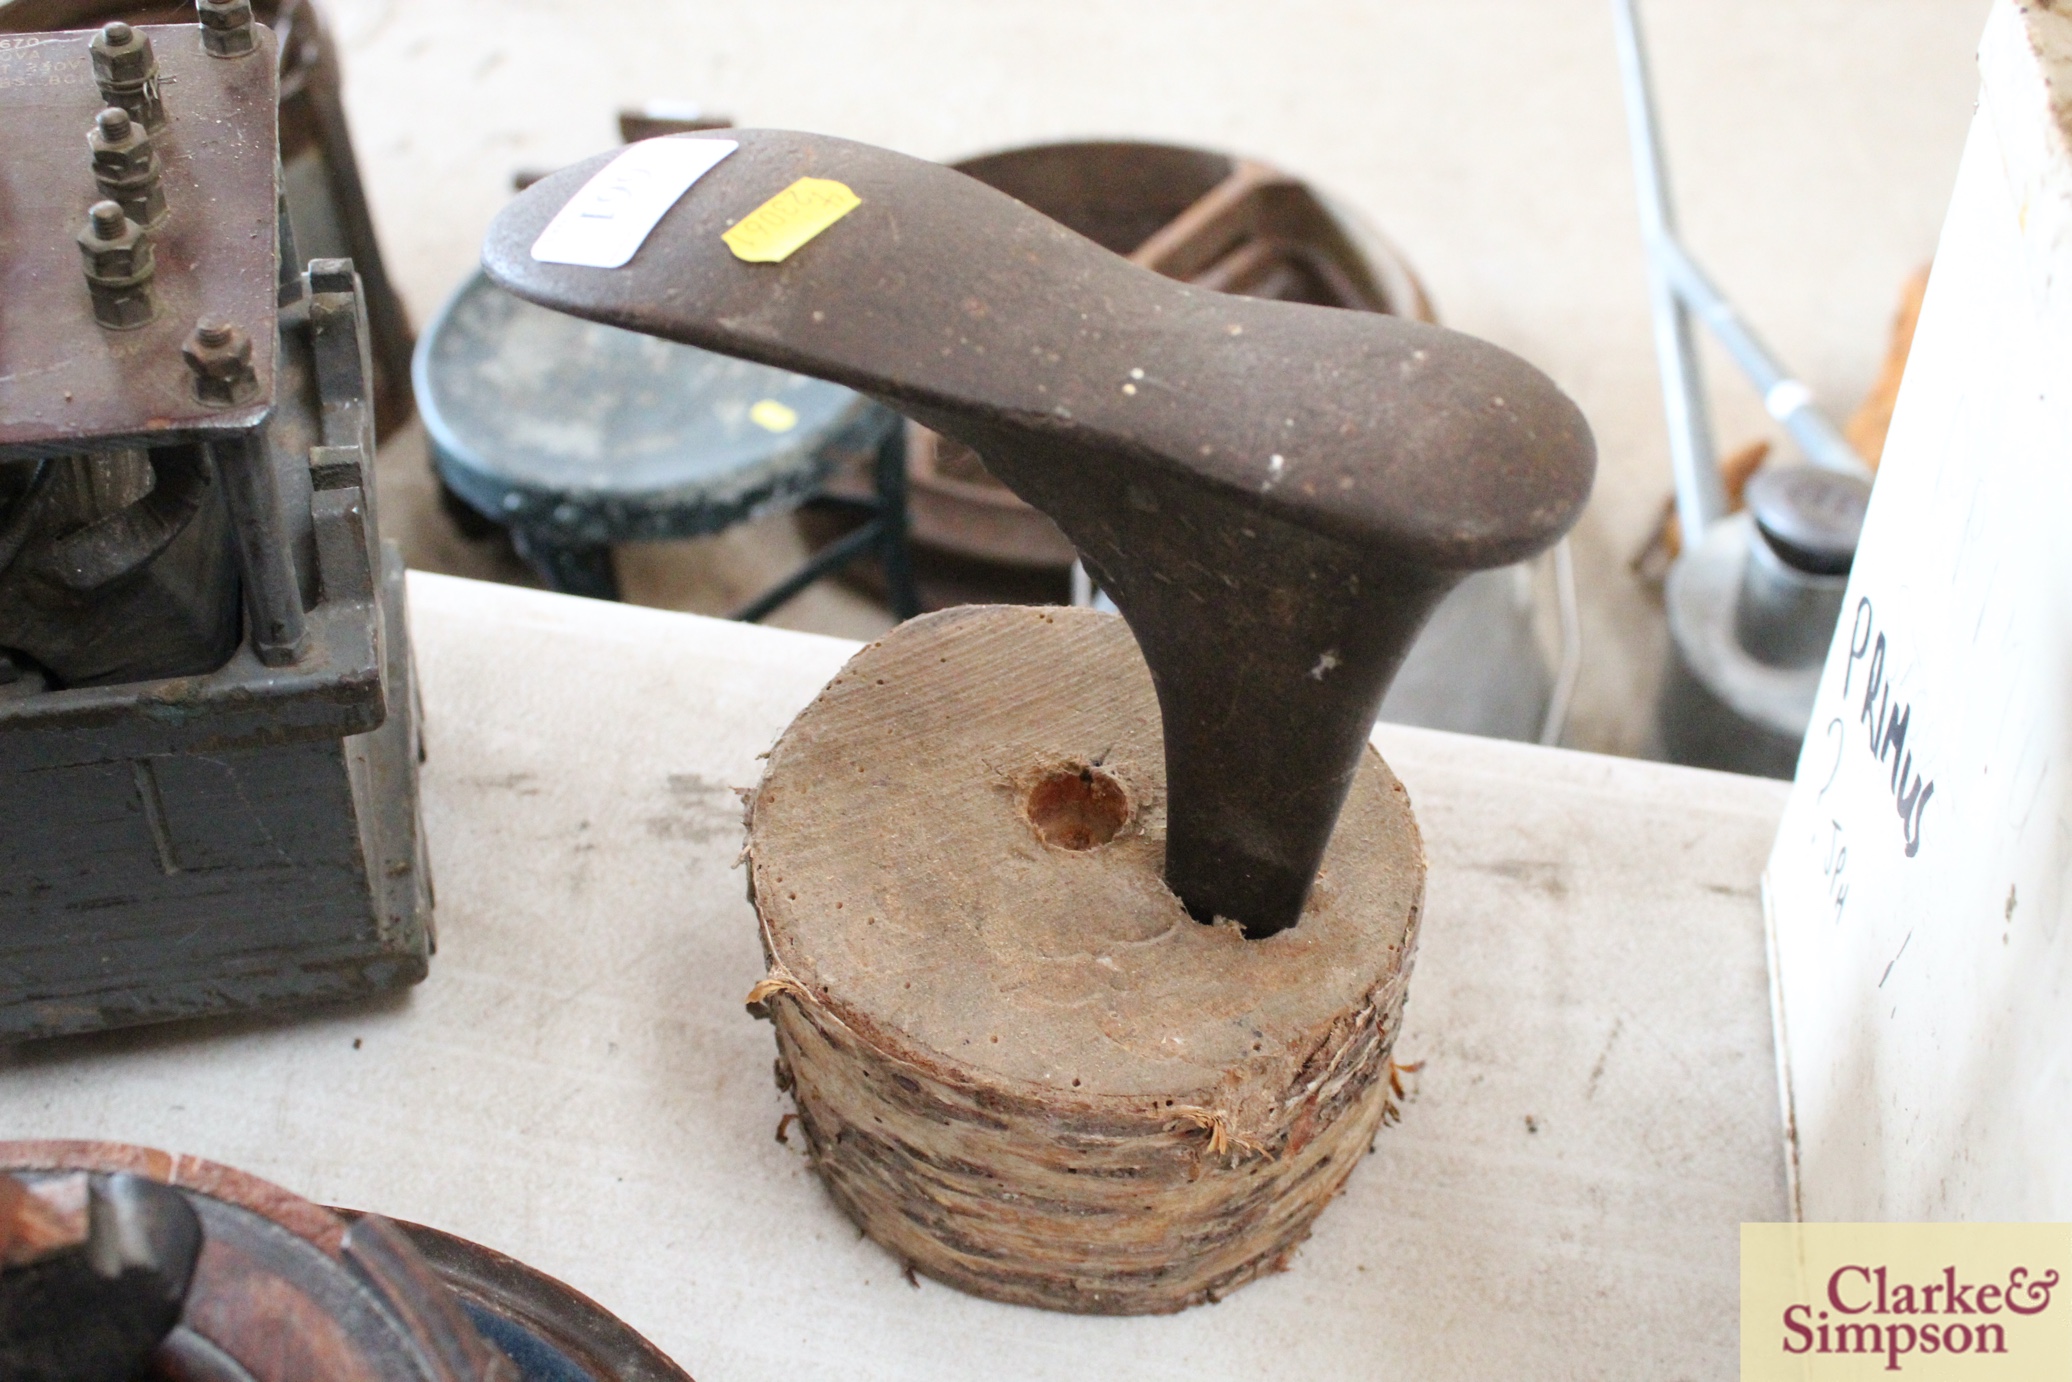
xmin=1612 ymin=0 xmax=1877 ymax=777
xmin=0 ymin=1141 xmax=693 ymax=1381
xmin=0 ymin=10 xmax=429 ymax=1038
xmin=0 ymin=0 xmax=419 ymax=434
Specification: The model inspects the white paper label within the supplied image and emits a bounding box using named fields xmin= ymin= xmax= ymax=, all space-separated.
xmin=530 ymin=138 xmax=737 ymax=269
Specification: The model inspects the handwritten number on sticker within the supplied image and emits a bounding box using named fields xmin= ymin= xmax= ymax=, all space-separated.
xmin=531 ymin=138 xmax=738 ymax=269
xmin=1822 ymin=820 xmax=1849 ymax=924
xmin=723 ymin=178 xmax=861 ymax=264
xmin=1816 ymin=717 xmax=1845 ymax=802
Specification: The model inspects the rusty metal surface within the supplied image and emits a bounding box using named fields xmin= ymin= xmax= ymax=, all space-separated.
xmin=0 ymin=0 xmax=429 ymax=434
xmin=0 ymin=22 xmax=279 ymax=459
xmin=337 ymin=1212 xmax=697 ymax=1382
xmin=900 ymin=422 xmax=1079 ymax=568
xmin=0 ymin=1142 xmax=514 ymax=1382
xmin=0 ymin=1142 xmax=691 ymax=1382
xmin=899 ymin=140 xmax=1438 ymax=575
xmin=0 ymin=1168 xmax=200 ymax=1380
xmin=485 ymin=129 xmax=1595 ymax=938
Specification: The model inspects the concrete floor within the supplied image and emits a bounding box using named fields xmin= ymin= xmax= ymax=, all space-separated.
xmin=334 ymin=0 xmax=1990 ymax=758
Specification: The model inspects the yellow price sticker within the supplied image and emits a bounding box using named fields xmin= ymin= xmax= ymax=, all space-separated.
xmin=749 ymin=399 xmax=799 ymax=433
xmin=722 ymin=178 xmax=862 ymax=264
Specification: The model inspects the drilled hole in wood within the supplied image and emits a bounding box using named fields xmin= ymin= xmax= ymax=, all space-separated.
xmin=1025 ymin=766 xmax=1129 ymax=850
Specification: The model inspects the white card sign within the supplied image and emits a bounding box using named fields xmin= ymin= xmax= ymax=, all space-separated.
xmin=1763 ymin=0 xmax=2072 ymax=1221
xmin=530 ymin=137 xmax=737 ymax=269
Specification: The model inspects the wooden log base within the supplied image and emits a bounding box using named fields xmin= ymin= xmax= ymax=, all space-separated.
xmin=744 ymin=605 xmax=1426 ymax=1314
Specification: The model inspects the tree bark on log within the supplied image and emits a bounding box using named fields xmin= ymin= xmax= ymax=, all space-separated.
xmin=746 ymin=605 xmax=1425 ymax=1314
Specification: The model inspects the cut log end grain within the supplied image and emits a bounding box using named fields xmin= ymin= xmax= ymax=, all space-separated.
xmin=745 ymin=605 xmax=1425 ymax=1314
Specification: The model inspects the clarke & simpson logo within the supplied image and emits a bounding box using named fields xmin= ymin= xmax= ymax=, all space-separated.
xmin=1743 ymin=1224 xmax=2072 ymax=1379
xmin=1782 ymin=1263 xmax=2057 ymax=1366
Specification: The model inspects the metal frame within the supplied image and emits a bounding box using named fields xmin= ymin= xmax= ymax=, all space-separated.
xmin=728 ymin=424 xmax=917 ymax=622
xmin=1610 ymin=0 xmax=1870 ymax=540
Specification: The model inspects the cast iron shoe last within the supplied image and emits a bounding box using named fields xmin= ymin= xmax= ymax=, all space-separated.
xmin=484 ymin=129 xmax=1596 ymax=938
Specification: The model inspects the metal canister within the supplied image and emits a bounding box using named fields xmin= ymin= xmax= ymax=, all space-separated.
xmin=1662 ymin=467 xmax=1871 ymax=777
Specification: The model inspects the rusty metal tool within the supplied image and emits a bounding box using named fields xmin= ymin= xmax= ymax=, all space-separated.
xmin=1 ymin=1171 xmax=200 ymax=1381
xmin=880 ymin=138 xmax=1432 ymax=598
xmin=0 ymin=1143 xmax=694 ymax=1382
xmin=485 ymin=130 xmax=1594 ymax=937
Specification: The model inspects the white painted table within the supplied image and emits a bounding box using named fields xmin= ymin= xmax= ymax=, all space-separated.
xmin=0 ymin=574 xmax=1789 ymax=1380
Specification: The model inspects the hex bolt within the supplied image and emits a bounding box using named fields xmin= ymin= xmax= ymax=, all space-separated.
xmin=197 ymin=0 xmax=257 ymax=58
xmin=76 ymin=200 xmax=157 ymax=330
xmin=182 ymin=317 xmax=261 ymax=407
xmin=88 ymin=106 xmax=168 ymax=229
xmin=89 ymin=22 xmax=164 ymax=130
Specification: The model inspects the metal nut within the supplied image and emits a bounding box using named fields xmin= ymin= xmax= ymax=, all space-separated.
xmin=88 ymin=22 xmax=164 ymax=129
xmin=88 ymin=107 xmax=167 ymax=228
xmin=76 ymin=221 xmax=157 ymax=329
xmin=197 ymin=0 xmax=257 ymax=58
xmin=87 ymin=287 xmax=157 ymax=330
xmin=77 ymin=202 xmax=157 ymax=328
xmin=182 ymin=318 xmax=260 ymax=406
xmin=77 ymin=202 xmax=152 ymax=278
xmin=89 ymin=21 xmax=153 ymax=84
